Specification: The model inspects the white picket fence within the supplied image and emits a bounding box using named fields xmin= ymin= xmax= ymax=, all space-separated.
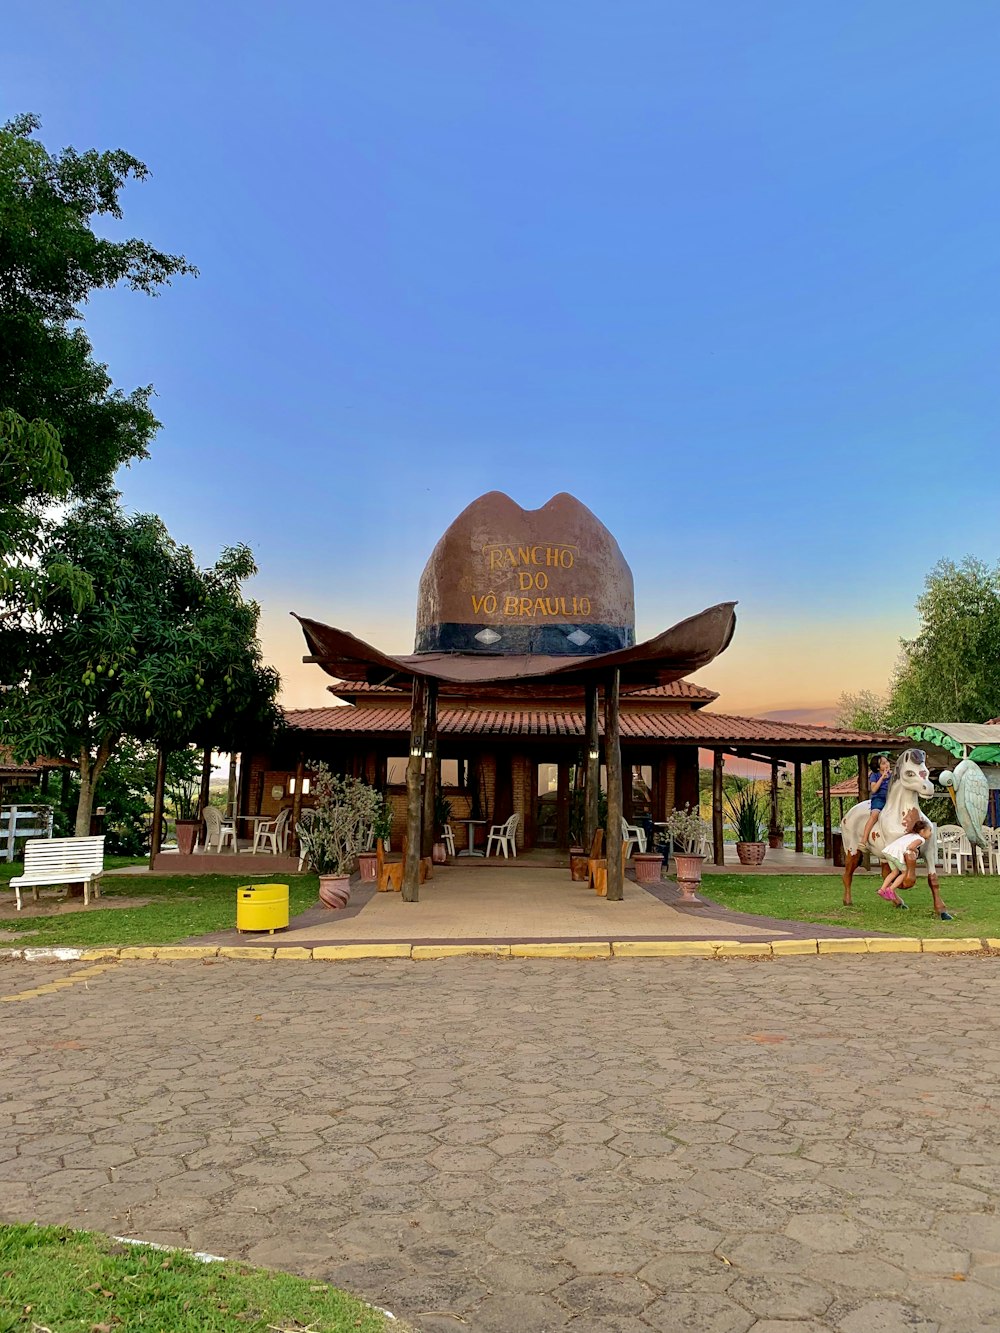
xmin=719 ymin=822 xmax=833 ymax=855
xmin=0 ymin=804 xmax=55 ymax=862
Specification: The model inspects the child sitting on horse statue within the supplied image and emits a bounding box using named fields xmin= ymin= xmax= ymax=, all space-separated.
xmin=877 ymin=818 xmax=932 ymax=907
xmin=860 ymin=755 xmax=892 ymax=848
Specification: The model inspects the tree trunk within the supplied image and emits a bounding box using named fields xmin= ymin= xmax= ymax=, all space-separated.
xmin=148 ymin=745 xmax=167 ymax=869
xmin=821 ymin=758 xmax=832 ymax=860
xmin=198 ymin=747 xmax=212 ymax=818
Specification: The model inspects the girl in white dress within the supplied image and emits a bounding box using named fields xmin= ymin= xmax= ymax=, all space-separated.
xmin=877 ymin=819 xmax=932 ymax=906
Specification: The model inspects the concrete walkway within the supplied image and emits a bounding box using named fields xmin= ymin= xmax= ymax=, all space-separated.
xmin=2 ymin=954 xmax=1000 ymax=1330
xmin=196 ymin=866 xmax=866 ymax=949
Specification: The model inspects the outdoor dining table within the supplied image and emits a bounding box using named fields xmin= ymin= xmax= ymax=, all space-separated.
xmin=235 ymin=813 xmax=279 ymax=852
xmin=456 ymin=818 xmax=487 ymax=857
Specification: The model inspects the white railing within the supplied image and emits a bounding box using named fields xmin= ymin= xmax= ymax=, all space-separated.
xmin=717 ymin=822 xmax=837 ymax=856
xmin=0 ymin=805 xmax=55 ymax=862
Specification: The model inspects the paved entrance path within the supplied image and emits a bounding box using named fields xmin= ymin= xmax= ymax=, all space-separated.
xmin=3 ymin=956 xmax=1000 ymax=1331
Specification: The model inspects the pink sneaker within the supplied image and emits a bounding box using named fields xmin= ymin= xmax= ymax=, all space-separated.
xmin=877 ymin=885 xmax=899 ymax=903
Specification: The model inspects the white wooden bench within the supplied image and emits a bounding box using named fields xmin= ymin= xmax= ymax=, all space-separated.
xmin=9 ymin=835 xmax=105 ymax=911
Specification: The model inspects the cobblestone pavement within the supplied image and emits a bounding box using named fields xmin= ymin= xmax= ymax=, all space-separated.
xmin=3 ymin=956 xmax=1000 ymax=1331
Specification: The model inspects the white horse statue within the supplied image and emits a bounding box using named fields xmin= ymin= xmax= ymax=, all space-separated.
xmin=841 ymin=747 xmax=951 ymax=919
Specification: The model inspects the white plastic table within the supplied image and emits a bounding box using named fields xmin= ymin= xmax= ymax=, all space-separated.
xmin=456 ymin=818 xmax=487 ymax=857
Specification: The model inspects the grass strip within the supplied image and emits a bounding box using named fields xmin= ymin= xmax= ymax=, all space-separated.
xmin=0 ymin=1223 xmax=390 ymax=1332
xmin=702 ymin=872 xmax=1000 ymax=938
xmin=0 ymin=874 xmax=320 ymax=948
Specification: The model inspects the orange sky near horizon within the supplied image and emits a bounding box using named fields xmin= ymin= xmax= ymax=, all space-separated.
xmin=261 ymin=598 xmax=907 ymax=721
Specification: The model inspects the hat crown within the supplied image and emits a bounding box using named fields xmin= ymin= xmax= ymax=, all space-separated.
xmin=415 ymin=492 xmax=635 ymax=656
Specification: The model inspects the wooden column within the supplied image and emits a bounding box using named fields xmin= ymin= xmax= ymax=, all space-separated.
xmin=584 ymin=683 xmax=600 ymax=850
xmin=421 ymin=682 xmax=438 ymax=859
xmin=712 ymin=750 xmax=724 ymax=865
xmin=604 ymin=669 xmax=624 ymax=900
xmin=198 ymin=747 xmax=212 ymax=818
xmin=226 ymin=753 xmax=238 ymax=819
xmin=769 ymin=762 xmax=780 ymax=846
xmin=402 ymin=678 xmax=427 ymax=902
xmin=856 ymin=752 xmax=867 ymax=801
xmin=148 ymin=745 xmax=167 ymax=869
xmin=821 ymin=758 xmax=832 ymax=859
xmin=556 ymin=761 xmax=570 ymax=850
xmin=61 ymin=765 xmax=71 ymax=806
xmin=290 ymin=751 xmax=305 ymax=855
xmin=40 ymin=768 xmax=50 ymax=796
xmin=793 ymin=762 xmax=804 ymax=853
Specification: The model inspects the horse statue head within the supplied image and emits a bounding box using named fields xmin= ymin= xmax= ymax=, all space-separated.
xmin=892 ymin=748 xmax=935 ymax=798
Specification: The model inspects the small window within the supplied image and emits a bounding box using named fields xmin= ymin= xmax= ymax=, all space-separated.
xmin=440 ymin=759 xmax=459 ymax=788
xmin=287 ymin=776 xmax=312 ymax=795
xmin=386 ymin=757 xmax=408 ymax=784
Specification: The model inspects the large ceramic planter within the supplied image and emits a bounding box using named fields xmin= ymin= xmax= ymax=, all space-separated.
xmin=318 ymin=874 xmax=352 ymax=910
xmin=736 ymin=841 xmax=767 ymax=866
xmin=672 ymin=852 xmax=704 ymax=883
xmin=633 ymin=852 xmax=664 ymax=884
xmin=432 ymin=841 xmax=448 ymax=865
xmin=569 ymin=847 xmax=589 ymax=881
xmin=768 ymin=831 xmax=784 ymax=850
xmin=357 ymin=851 xmax=377 ymax=882
xmin=175 ymin=819 xmax=201 ymax=856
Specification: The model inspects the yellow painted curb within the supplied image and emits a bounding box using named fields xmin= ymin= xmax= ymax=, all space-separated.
xmin=119 ymin=947 xmax=159 ymax=960
xmin=818 ymin=939 xmax=869 ymax=955
xmin=985 ymin=939 xmax=1000 ymax=950
xmin=511 ymin=942 xmax=612 ymax=959
xmin=716 ymin=941 xmax=773 ymax=958
xmin=79 ymin=948 xmax=121 ymax=960
xmin=218 ymin=946 xmax=275 ymax=961
xmin=312 ymin=944 xmax=411 ymax=960
xmin=273 ymin=947 xmax=314 ymax=961
xmin=865 ymin=937 xmax=921 ymax=954
xmin=770 ymin=939 xmax=819 ymax=956
xmin=612 ymin=940 xmax=717 ymax=958
xmin=920 ymin=938 xmax=984 ymax=954
xmin=155 ymin=946 xmax=220 ymax=960
xmin=411 ymin=944 xmax=511 ymax=960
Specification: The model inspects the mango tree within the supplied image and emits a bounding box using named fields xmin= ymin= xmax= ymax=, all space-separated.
xmin=1 ymin=495 xmax=280 ymax=836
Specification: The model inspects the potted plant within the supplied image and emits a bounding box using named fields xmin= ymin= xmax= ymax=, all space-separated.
xmin=168 ymin=778 xmax=202 ymax=856
xmin=358 ymin=798 xmax=392 ymax=881
xmin=725 ymin=780 xmax=767 ymax=866
xmin=304 ymin=763 xmax=383 ymax=908
xmin=662 ymin=804 xmax=710 ymax=886
xmin=433 ymin=792 xmax=453 ymax=864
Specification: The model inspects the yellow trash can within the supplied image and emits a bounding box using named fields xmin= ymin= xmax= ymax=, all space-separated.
xmin=236 ymin=883 xmax=289 ymax=934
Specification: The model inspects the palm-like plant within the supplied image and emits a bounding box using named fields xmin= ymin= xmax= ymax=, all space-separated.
xmin=724 ymin=780 xmax=767 ymax=843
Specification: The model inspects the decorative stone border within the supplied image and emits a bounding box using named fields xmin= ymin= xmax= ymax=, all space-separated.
xmin=0 ymin=938 xmax=996 ymax=963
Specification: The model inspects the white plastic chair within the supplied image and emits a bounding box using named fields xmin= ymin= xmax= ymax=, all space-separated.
xmin=985 ymin=826 xmax=1000 ymax=875
xmin=202 ymin=805 xmax=237 ymax=853
xmin=253 ymin=807 xmax=291 ymax=855
xmin=936 ymin=826 xmax=963 ymax=875
xmin=621 ymin=816 xmax=647 ymax=857
xmin=958 ymin=832 xmax=986 ymax=876
xmin=442 ymin=823 xmax=456 ymax=857
xmin=486 ymin=813 xmax=519 ymax=858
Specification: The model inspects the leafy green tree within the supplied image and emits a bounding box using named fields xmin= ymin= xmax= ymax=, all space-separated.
xmin=837 ymin=689 xmax=894 ymax=734
xmin=0 ymin=114 xmax=194 ymax=622
xmin=1 ymin=496 xmax=281 ymax=834
xmin=889 ymin=557 xmax=1000 ymax=724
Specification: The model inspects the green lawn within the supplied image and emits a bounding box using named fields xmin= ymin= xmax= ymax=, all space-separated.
xmin=702 ymin=872 xmax=1000 ymax=938
xmin=0 ymin=871 xmax=319 ymax=947
xmin=0 ymin=1224 xmax=390 ymax=1333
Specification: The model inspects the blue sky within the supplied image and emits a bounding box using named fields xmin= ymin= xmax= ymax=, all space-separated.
xmin=5 ymin=3 xmax=998 ymax=712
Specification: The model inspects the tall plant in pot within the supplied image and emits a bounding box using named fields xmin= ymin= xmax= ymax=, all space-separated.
xmin=168 ymin=777 xmax=201 ymax=856
xmin=357 ymin=797 xmax=392 ymax=882
xmin=305 ymin=764 xmax=383 ymax=908
xmin=725 ymin=780 xmax=768 ymax=866
xmin=662 ymin=804 xmax=710 ymax=886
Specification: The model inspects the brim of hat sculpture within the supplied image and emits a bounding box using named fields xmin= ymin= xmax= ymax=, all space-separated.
xmin=294 ymin=491 xmax=737 ymax=698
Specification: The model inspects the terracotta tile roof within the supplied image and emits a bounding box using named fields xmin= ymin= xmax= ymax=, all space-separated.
xmin=327 ymin=678 xmax=717 ymax=703
xmin=284 ymin=706 xmax=901 ymax=749
xmin=0 ymin=749 xmax=73 ymax=776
